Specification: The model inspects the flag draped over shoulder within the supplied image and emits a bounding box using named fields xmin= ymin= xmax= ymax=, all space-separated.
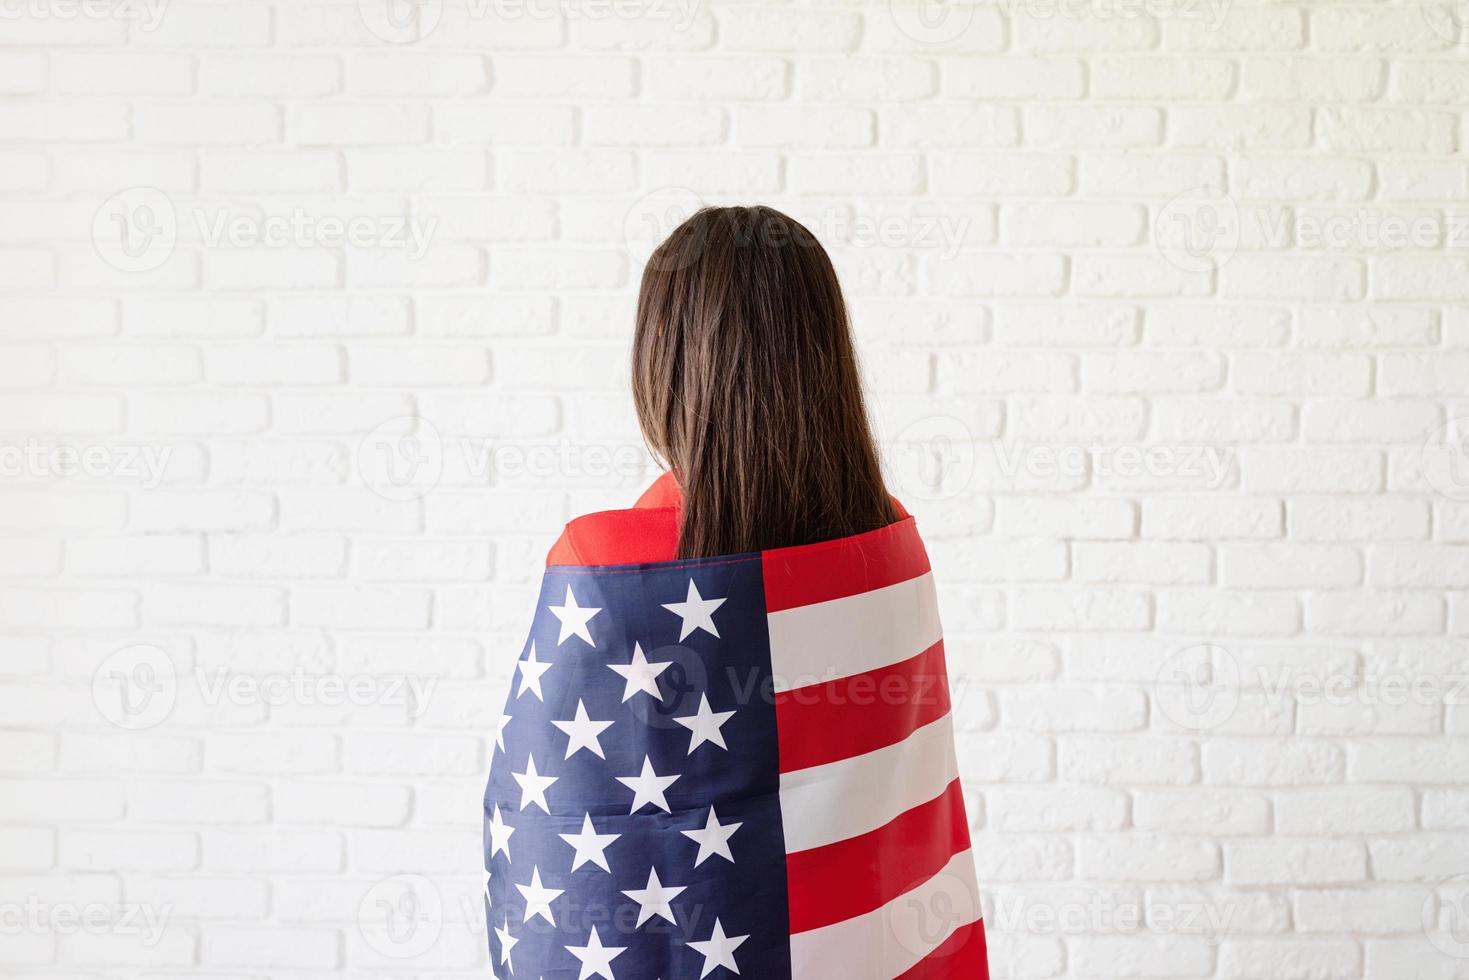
xmin=483 ymin=517 xmax=988 ymax=979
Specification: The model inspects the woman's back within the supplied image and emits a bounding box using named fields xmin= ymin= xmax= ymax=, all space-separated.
xmin=484 ymin=475 xmax=987 ymax=978
xmin=482 ymin=205 xmax=988 ymax=978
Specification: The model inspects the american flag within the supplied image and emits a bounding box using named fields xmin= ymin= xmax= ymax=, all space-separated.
xmin=484 ymin=517 xmax=987 ymax=978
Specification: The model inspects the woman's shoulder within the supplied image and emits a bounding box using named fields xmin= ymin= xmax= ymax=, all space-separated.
xmin=546 ymin=505 xmax=680 ymax=567
xmin=545 ymin=472 xmax=682 ymax=567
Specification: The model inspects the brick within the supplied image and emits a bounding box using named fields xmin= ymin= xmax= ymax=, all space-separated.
xmin=1092 ymin=57 xmax=1235 ymax=99
xmin=1240 ymin=57 xmax=1386 ymax=101
xmin=1224 ymin=840 xmax=1366 ymax=885
xmin=802 ymin=58 xmax=936 ymax=101
xmin=496 ymin=55 xmax=637 ymax=98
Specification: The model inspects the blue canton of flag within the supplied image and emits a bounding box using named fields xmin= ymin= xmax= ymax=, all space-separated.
xmin=484 ymin=555 xmax=793 ymax=979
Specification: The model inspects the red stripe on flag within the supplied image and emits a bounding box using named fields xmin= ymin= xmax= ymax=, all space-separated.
xmin=785 ymin=778 xmax=970 ymax=935
xmin=894 ymin=916 xmax=990 ymax=980
xmin=761 ymin=517 xmax=930 ymax=613
xmin=775 ymin=639 xmax=951 ymax=773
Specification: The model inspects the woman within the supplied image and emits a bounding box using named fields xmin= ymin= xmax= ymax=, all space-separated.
xmin=483 ymin=207 xmax=988 ymax=979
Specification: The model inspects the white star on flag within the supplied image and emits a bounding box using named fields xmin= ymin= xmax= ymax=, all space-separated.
xmin=616 ymin=756 xmax=680 ymax=814
xmin=495 ymin=919 xmax=518 ymax=972
xmin=565 ymin=925 xmax=627 ymax=980
xmin=488 ymin=804 xmax=514 ymax=861
xmin=549 ymin=584 xmax=601 ymax=647
xmin=607 ymin=642 xmax=670 ymax=702
xmin=551 ymin=699 xmax=614 ymax=759
xmin=662 ymin=579 xmax=726 ymax=641
xmin=673 ymin=693 xmax=735 ymax=753
xmin=512 ymin=756 xmax=557 ymax=813
xmin=689 ymin=918 xmax=748 ymax=977
xmin=621 ymin=866 xmax=686 ymax=927
xmin=681 ymin=806 xmax=741 ymax=866
xmin=516 ymin=643 xmax=552 ymax=701
xmin=494 ymin=709 xmax=512 ymax=753
xmin=558 ymin=813 xmax=619 ymax=872
xmin=515 ymin=866 xmax=563 ymax=926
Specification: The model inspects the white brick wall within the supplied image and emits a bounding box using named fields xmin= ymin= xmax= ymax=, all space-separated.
xmin=4 ymin=1 xmax=1469 ymax=977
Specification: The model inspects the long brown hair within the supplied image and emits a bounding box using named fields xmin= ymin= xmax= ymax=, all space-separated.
xmin=632 ymin=205 xmax=899 ymax=558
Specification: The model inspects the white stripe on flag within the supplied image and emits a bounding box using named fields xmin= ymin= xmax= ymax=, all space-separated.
xmin=778 ymin=712 xmax=958 ymax=854
xmin=766 ymin=571 xmax=941 ymax=694
xmin=788 ymin=847 xmax=982 ymax=979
